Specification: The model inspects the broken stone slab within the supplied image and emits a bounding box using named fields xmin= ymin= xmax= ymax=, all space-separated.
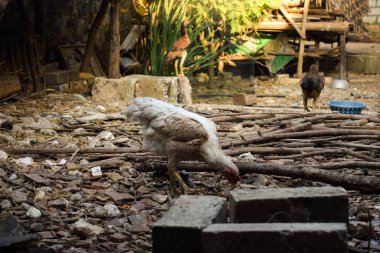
xmin=14 ymin=157 xmax=34 ymax=166
xmin=1 ymin=199 xmax=12 ymax=209
xmin=48 ymin=197 xmax=69 ymax=209
xmin=92 ymin=75 xmax=192 ymax=105
xmin=152 ymin=194 xmax=168 ymax=204
xmin=229 ymin=187 xmax=348 ymax=223
xmin=0 ymin=216 xmax=39 ymax=247
xmin=26 ymin=206 xmax=42 ymax=219
xmin=47 ymin=83 xmax=69 ymax=92
xmin=43 ymin=70 xmax=79 ymax=85
xmin=77 ymin=113 xmax=125 ymax=123
xmin=71 ymin=219 xmax=104 ymax=239
xmin=233 ymin=93 xmax=257 ymax=106
xmin=202 ymin=223 xmax=347 ymax=253
xmin=152 ymin=195 xmax=227 ymax=253
xmin=94 ymin=204 xmax=121 ymax=218
xmin=10 ymin=191 xmax=28 ymax=203
xmin=0 ymin=150 xmax=8 ymax=160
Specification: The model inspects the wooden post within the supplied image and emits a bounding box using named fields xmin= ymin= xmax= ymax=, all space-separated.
xmin=108 ymin=0 xmax=120 ymax=79
xmin=80 ymin=0 xmax=110 ymax=73
xmin=315 ymin=40 xmax=320 ymax=69
xmin=339 ymin=33 xmax=347 ymax=80
xmin=28 ymin=39 xmax=42 ymax=92
xmin=297 ymin=0 xmax=310 ymax=78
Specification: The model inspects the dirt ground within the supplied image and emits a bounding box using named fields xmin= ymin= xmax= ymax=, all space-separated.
xmin=0 ymin=71 xmax=379 ymax=252
xmin=192 ymin=73 xmax=380 ymax=114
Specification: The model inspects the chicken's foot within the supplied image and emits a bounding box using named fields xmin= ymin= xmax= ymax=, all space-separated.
xmin=302 ymin=96 xmax=310 ymax=112
xmin=168 ymin=171 xmax=203 ymax=195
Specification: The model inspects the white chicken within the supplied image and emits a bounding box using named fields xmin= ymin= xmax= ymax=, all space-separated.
xmin=124 ymin=97 xmax=240 ymax=194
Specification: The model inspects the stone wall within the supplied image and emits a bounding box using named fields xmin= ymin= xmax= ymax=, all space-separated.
xmin=364 ymin=0 xmax=380 ymax=42
xmin=92 ymin=75 xmax=192 ymax=105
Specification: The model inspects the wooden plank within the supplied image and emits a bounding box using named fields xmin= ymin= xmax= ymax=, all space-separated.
xmin=120 ymin=25 xmax=146 ymax=52
xmin=255 ymin=21 xmax=350 ymax=33
xmin=297 ymin=0 xmax=310 ymax=78
xmin=286 ymin=7 xmax=345 ymax=16
xmin=279 ymin=4 xmax=305 ymax=39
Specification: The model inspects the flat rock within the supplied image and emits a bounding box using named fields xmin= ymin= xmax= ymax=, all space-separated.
xmin=71 ymin=219 xmax=104 ymax=239
xmin=10 ymin=191 xmax=28 ymax=203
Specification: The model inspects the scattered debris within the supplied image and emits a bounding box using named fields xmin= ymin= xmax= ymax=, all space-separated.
xmin=0 ymin=82 xmax=378 ymax=252
xmin=71 ymin=219 xmax=104 ymax=239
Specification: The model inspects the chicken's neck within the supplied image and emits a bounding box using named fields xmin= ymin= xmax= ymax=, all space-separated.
xmin=201 ymin=145 xmax=235 ymax=172
xmin=181 ymin=22 xmax=188 ymax=37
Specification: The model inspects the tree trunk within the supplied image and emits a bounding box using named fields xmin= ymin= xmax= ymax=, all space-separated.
xmin=17 ymin=0 xmax=42 ymax=92
xmin=80 ymin=0 xmax=110 ymax=73
xmin=28 ymin=41 xmax=42 ymax=92
xmin=108 ymin=0 xmax=120 ymax=78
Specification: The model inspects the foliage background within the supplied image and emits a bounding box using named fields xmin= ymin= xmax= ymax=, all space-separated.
xmin=139 ymin=0 xmax=282 ymax=77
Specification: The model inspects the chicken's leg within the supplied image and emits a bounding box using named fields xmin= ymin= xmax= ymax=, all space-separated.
xmin=303 ymin=96 xmax=310 ymax=112
xmin=168 ymin=171 xmax=203 ymax=195
xmin=174 ymin=59 xmax=179 ymax=77
xmin=312 ymin=97 xmax=319 ymax=110
xmin=168 ymin=171 xmax=189 ymax=195
xmin=178 ymin=51 xmax=188 ymax=77
xmin=167 ymin=161 xmax=203 ymax=196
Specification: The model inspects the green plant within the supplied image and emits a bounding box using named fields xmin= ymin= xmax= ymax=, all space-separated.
xmin=141 ymin=0 xmax=189 ymax=76
xmin=141 ymin=0 xmax=282 ymax=77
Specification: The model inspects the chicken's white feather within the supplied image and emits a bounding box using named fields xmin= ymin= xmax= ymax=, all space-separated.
xmin=124 ymin=97 xmax=240 ymax=184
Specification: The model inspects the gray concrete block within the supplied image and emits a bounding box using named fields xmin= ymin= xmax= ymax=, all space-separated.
xmin=152 ymin=195 xmax=227 ymax=253
xmin=229 ymin=187 xmax=348 ymax=223
xmin=44 ymin=70 xmax=79 ymax=85
xmin=202 ymin=223 xmax=347 ymax=253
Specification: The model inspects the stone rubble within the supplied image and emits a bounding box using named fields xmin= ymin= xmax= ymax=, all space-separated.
xmin=0 ymin=88 xmax=378 ymax=252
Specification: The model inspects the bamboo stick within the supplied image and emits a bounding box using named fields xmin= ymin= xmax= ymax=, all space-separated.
xmin=297 ymin=0 xmax=310 ymax=78
xmin=255 ymin=21 xmax=350 ymax=33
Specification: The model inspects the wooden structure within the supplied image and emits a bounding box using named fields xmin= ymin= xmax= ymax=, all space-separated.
xmin=0 ymin=0 xmax=47 ymax=92
xmin=228 ymin=0 xmax=369 ymax=79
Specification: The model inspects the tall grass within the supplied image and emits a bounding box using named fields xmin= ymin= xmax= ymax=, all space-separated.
xmin=143 ymin=0 xmax=189 ymax=76
xmin=141 ymin=0 xmax=282 ymax=77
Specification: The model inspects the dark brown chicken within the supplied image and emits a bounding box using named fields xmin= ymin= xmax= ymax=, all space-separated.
xmin=300 ymin=64 xmax=325 ymax=111
xmin=166 ymin=20 xmax=190 ymax=76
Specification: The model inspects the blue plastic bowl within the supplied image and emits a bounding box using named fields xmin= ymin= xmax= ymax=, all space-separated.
xmin=327 ymin=100 xmax=366 ymax=114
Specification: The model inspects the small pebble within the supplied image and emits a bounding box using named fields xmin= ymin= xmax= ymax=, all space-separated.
xmin=0 ymin=199 xmax=12 ymax=209
xmin=26 ymin=206 xmax=42 ymax=219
